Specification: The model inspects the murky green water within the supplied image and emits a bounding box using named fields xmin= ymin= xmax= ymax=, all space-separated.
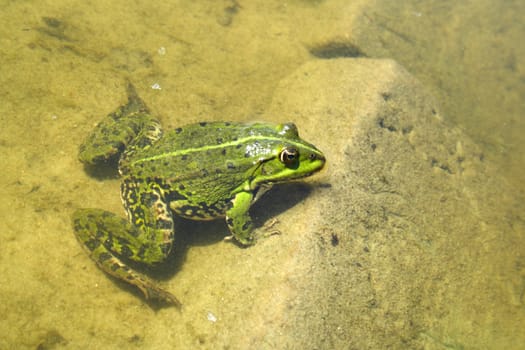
xmin=0 ymin=1 xmax=523 ymax=349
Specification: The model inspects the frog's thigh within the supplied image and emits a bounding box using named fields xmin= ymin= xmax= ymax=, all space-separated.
xmin=121 ymin=179 xmax=175 ymax=263
xmin=72 ymin=209 xmax=146 ymax=282
xmin=225 ymin=191 xmax=255 ymax=245
xmin=73 ymin=208 xmax=147 ymax=262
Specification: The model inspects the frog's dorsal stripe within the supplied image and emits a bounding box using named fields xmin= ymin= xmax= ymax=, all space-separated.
xmin=131 ymin=135 xmax=321 ymax=164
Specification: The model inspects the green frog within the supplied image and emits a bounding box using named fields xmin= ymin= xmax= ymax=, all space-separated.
xmin=72 ymin=83 xmax=325 ymax=306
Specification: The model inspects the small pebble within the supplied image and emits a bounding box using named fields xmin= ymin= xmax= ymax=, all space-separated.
xmin=207 ymin=311 xmax=217 ymax=323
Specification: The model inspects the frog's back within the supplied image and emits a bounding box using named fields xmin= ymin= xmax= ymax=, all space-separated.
xmin=125 ymin=122 xmax=280 ymax=200
xmin=159 ymin=121 xmax=278 ymax=150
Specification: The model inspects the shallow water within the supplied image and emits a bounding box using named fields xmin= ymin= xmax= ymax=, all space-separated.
xmin=0 ymin=1 xmax=523 ymax=349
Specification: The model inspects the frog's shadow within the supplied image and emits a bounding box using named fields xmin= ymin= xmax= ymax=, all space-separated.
xmin=82 ymin=161 xmax=120 ymax=180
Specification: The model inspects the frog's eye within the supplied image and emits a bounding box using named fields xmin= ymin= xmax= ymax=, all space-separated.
xmin=279 ymin=147 xmax=299 ymax=166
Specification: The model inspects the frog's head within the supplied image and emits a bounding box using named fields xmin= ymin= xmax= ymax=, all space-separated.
xmin=250 ymin=123 xmax=326 ymax=187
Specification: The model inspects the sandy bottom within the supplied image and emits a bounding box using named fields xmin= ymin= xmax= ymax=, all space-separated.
xmin=0 ymin=1 xmax=523 ymax=349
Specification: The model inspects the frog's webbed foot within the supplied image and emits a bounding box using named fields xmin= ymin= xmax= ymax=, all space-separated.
xmin=136 ymin=275 xmax=182 ymax=308
xmin=100 ymin=248 xmax=181 ymax=308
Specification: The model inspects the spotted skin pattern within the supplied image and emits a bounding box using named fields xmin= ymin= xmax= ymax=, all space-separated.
xmin=72 ymin=83 xmax=325 ymax=306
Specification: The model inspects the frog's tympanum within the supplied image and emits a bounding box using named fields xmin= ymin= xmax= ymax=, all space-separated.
xmin=72 ymin=84 xmax=325 ymax=306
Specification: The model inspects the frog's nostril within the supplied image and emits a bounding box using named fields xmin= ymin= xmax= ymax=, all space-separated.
xmin=309 ymin=153 xmax=325 ymax=162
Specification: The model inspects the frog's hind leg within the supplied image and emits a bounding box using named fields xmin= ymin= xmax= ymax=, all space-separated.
xmin=78 ymin=83 xmax=163 ymax=167
xmin=72 ymin=207 xmax=180 ymax=307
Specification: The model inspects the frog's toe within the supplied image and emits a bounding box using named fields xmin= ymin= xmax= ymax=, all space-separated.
xmin=260 ymin=218 xmax=281 ymax=238
xmin=141 ymin=283 xmax=182 ymax=309
xmin=224 ymin=233 xmax=256 ymax=247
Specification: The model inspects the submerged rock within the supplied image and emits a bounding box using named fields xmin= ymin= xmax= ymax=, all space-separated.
xmin=230 ymin=58 xmax=525 ymax=349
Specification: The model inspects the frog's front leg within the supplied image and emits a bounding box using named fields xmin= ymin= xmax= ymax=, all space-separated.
xmin=72 ymin=180 xmax=179 ymax=306
xmin=225 ymin=191 xmax=256 ymax=246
